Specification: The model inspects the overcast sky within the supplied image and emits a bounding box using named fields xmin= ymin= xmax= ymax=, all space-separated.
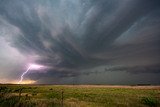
xmin=0 ymin=0 xmax=160 ymax=84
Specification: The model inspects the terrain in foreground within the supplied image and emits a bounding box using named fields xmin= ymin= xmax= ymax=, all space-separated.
xmin=0 ymin=85 xmax=160 ymax=107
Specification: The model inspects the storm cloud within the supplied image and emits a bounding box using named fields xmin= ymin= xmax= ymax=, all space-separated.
xmin=0 ymin=0 xmax=160 ymax=84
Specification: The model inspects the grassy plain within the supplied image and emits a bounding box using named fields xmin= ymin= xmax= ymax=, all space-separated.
xmin=0 ymin=85 xmax=160 ymax=107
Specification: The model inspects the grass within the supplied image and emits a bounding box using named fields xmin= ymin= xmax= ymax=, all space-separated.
xmin=141 ymin=97 xmax=159 ymax=107
xmin=0 ymin=85 xmax=160 ymax=107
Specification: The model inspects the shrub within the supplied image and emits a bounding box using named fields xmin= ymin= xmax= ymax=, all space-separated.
xmin=141 ymin=97 xmax=158 ymax=107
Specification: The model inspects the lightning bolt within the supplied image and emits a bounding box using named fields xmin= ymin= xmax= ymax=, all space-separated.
xmin=18 ymin=64 xmax=44 ymax=84
xmin=18 ymin=66 xmax=31 ymax=84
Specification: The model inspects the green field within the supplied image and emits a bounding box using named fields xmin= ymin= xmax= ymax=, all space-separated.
xmin=0 ymin=85 xmax=160 ymax=107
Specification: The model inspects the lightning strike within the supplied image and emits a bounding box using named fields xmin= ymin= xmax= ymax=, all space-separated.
xmin=18 ymin=64 xmax=44 ymax=84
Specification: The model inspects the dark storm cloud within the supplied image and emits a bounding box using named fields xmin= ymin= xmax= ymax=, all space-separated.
xmin=0 ymin=0 xmax=160 ymax=84
xmin=104 ymin=64 xmax=160 ymax=74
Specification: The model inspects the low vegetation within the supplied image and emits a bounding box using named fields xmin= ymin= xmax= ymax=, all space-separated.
xmin=0 ymin=85 xmax=160 ymax=107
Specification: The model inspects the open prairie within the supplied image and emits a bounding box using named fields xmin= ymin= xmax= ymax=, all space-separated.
xmin=0 ymin=85 xmax=160 ymax=107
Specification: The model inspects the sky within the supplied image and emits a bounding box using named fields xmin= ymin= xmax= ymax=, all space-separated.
xmin=0 ymin=0 xmax=160 ymax=84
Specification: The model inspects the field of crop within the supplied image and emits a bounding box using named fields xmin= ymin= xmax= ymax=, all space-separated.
xmin=0 ymin=85 xmax=160 ymax=107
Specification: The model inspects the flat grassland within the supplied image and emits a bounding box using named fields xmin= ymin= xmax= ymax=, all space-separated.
xmin=0 ymin=85 xmax=160 ymax=107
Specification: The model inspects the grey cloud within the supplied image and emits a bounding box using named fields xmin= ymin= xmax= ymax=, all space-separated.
xmin=104 ymin=64 xmax=160 ymax=74
xmin=0 ymin=0 xmax=160 ymax=84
